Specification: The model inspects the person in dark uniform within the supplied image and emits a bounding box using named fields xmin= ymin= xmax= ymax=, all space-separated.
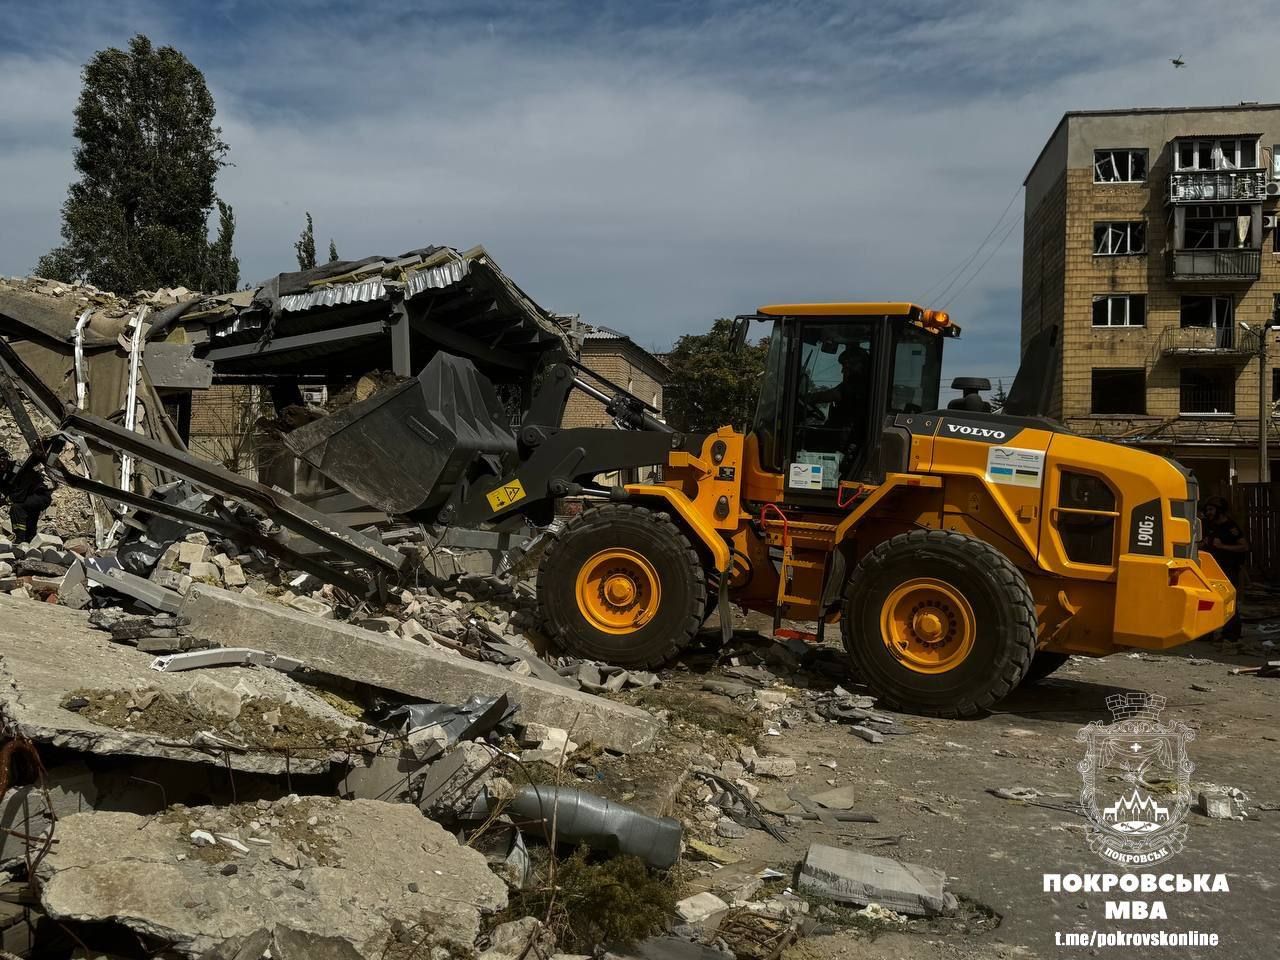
xmin=809 ymin=346 xmax=872 ymax=426
xmin=1199 ymin=495 xmax=1248 ymax=641
xmin=0 ymin=448 xmax=53 ymax=543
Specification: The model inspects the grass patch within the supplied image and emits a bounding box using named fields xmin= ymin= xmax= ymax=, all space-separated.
xmin=497 ymin=846 xmax=678 ymax=953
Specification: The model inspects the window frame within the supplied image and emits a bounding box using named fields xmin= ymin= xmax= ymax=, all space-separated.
xmin=1179 ymin=367 xmax=1236 ymax=416
xmin=1091 ymin=294 xmax=1146 ymax=328
xmin=1093 ymin=220 xmax=1147 ymax=256
xmin=1173 ymin=136 xmax=1262 ymax=172
xmin=1090 ymin=367 xmax=1146 ymax=415
xmin=1093 ymin=148 xmax=1148 ymax=183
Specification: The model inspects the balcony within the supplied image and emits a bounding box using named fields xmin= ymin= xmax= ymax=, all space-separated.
xmin=1168 ymin=170 xmax=1268 ymax=202
xmin=1157 ymin=324 xmax=1255 ymax=359
xmin=1168 ymin=247 xmax=1261 ymax=280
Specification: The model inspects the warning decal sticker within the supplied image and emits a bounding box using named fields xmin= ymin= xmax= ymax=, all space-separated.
xmin=986 ymin=446 xmax=1045 ymax=488
xmin=486 ymin=479 xmax=528 ymax=512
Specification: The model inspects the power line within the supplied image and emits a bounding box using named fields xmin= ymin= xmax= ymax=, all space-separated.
xmin=921 ymin=184 xmax=1024 ymax=307
xmin=941 ymin=211 xmax=1023 ymax=311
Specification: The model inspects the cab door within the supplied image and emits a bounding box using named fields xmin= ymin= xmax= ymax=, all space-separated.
xmin=781 ymin=317 xmax=885 ymax=507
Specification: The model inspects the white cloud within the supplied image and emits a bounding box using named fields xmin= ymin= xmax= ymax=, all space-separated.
xmin=2 ymin=0 xmax=1278 ymax=387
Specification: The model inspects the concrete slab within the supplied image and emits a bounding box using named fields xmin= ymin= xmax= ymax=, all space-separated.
xmin=37 ymin=797 xmax=506 ymax=958
xmin=797 ymin=843 xmax=951 ymax=916
xmin=180 ymin=586 xmax=660 ymax=754
xmin=0 ymin=595 xmax=350 ymax=775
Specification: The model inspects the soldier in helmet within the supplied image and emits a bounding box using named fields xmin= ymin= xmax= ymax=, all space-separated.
xmin=0 ymin=448 xmax=53 ymax=543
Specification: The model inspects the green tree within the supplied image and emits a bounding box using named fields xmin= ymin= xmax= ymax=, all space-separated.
xmin=328 ymin=238 xmax=339 ymax=263
xmin=663 ymin=318 xmax=769 ymax=432
xmin=36 ymin=35 xmax=230 ymax=293
xmin=203 ymin=199 xmax=239 ymax=293
xmin=295 ymin=212 xmax=316 ymax=270
xmin=989 ymin=378 xmax=1009 ymax=413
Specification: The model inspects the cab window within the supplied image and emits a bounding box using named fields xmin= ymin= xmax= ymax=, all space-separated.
xmin=889 ymin=325 xmax=942 ymax=414
xmin=791 ymin=320 xmax=877 ymax=489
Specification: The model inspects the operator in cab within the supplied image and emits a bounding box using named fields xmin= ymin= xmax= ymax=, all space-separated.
xmin=808 ymin=345 xmax=872 ymax=426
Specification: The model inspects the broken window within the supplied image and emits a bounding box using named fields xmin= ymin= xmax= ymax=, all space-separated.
xmin=1173 ymin=137 xmax=1261 ymax=172
xmin=1094 ymin=149 xmax=1147 ymax=183
xmin=1181 ymin=204 xmax=1255 ymax=249
xmin=1093 ymin=221 xmax=1146 ymax=255
xmin=1092 ymin=294 xmax=1145 ymax=327
xmin=1272 ymin=367 xmax=1280 ymax=405
xmin=1091 ymin=368 xmax=1145 ymax=414
xmin=1180 ymin=295 xmax=1234 ymax=327
xmin=1180 ymin=368 xmax=1235 ymax=415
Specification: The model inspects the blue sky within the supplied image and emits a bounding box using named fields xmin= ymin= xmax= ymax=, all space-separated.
xmin=0 ymin=0 xmax=1273 ymax=391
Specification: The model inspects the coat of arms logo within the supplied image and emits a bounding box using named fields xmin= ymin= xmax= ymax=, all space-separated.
xmin=1076 ymin=693 xmax=1195 ymax=866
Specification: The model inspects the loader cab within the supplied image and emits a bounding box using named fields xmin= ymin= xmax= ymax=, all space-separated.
xmin=747 ymin=303 xmax=955 ymax=506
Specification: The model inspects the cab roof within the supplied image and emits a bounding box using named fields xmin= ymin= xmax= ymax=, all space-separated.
xmin=755 ymin=302 xmax=959 ymax=335
xmin=758 ymin=302 xmax=920 ymax=316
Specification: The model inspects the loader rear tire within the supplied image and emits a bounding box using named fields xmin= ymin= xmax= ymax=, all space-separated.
xmin=842 ymin=530 xmax=1036 ymax=718
xmin=1021 ymin=651 xmax=1070 ymax=685
xmin=538 ymin=503 xmax=706 ymax=668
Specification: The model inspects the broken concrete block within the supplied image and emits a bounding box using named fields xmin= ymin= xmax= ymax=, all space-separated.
xmin=798 ymin=843 xmax=951 ymax=916
xmin=850 ymin=725 xmax=885 ymax=744
xmin=755 ymin=689 xmax=790 ymax=708
xmin=187 ymin=560 xmax=222 ymax=582
xmin=152 ymin=569 xmax=193 ymax=594
xmin=29 ymin=532 xmax=63 ymax=549
xmin=181 ymin=586 xmax=660 ymax=753
xmin=749 ymin=755 xmax=797 ymax=778
xmin=186 ymin=676 xmax=242 ymax=721
xmin=482 ymin=916 xmax=554 ymax=959
xmin=419 ymin=742 xmax=494 ymax=818
xmin=408 ymin=724 xmax=450 ymax=762
xmin=177 ymin=542 xmax=209 ymax=565
xmin=222 ymin=562 xmax=247 ymax=588
xmin=155 ymin=541 xmax=182 ymax=569
xmin=357 ymin=616 xmax=400 ymax=633
xmin=184 ymin=531 xmax=210 ymax=545
xmin=1199 ymin=791 xmax=1234 ymax=819
xmin=37 ymin=799 xmax=507 ymax=956
xmin=210 ymin=552 xmax=233 ymax=571
xmin=674 ymin=891 xmax=729 ymax=924
xmin=287 ymin=594 xmax=334 ymax=619
xmin=719 ymin=760 xmax=745 ymax=780
xmin=338 ymin=753 xmax=422 ymax=802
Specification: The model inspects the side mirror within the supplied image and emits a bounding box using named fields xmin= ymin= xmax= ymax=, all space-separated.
xmin=729 ymin=315 xmax=750 ymax=354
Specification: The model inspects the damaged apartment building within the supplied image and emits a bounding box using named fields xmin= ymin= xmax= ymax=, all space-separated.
xmin=1023 ymin=103 xmax=1280 ymax=494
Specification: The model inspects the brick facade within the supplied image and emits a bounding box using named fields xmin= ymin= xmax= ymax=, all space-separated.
xmin=561 ymin=334 xmax=669 ymax=485
xmin=1023 ymin=106 xmax=1280 ymax=492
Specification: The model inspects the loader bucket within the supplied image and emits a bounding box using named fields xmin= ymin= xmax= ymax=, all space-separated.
xmin=283 ymin=352 xmax=517 ymax=516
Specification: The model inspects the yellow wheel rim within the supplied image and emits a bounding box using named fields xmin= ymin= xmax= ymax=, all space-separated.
xmin=575 ymin=548 xmax=662 ymax=635
xmin=880 ymin=577 xmax=975 ymax=674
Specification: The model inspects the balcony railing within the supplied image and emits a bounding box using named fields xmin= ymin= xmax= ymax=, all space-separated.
xmin=1156 ymin=323 xmax=1256 ymax=358
xmin=1179 ymin=385 xmax=1235 ymax=416
xmin=1168 ymin=169 xmax=1269 ymax=202
xmin=1168 ymin=248 xmax=1261 ymax=280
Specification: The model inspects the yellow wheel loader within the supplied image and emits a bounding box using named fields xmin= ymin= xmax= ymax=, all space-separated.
xmin=285 ymin=303 xmax=1236 ymax=717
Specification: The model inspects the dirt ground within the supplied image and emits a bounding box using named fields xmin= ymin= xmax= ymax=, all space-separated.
xmin=648 ymin=610 xmax=1280 ymax=960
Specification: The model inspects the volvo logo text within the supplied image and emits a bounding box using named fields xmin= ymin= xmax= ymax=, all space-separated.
xmin=945 ymin=424 xmax=1007 ymax=440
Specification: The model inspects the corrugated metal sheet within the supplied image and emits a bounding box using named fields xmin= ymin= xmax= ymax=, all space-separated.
xmin=404 ymin=258 xmax=470 ymax=299
xmin=279 ymin=278 xmax=389 ymax=313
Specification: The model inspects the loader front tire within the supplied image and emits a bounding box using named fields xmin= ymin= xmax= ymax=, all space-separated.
xmin=538 ymin=503 xmax=706 ymax=668
xmin=842 ymin=530 xmax=1036 ymax=718
xmin=1021 ymin=651 xmax=1071 ymax=685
